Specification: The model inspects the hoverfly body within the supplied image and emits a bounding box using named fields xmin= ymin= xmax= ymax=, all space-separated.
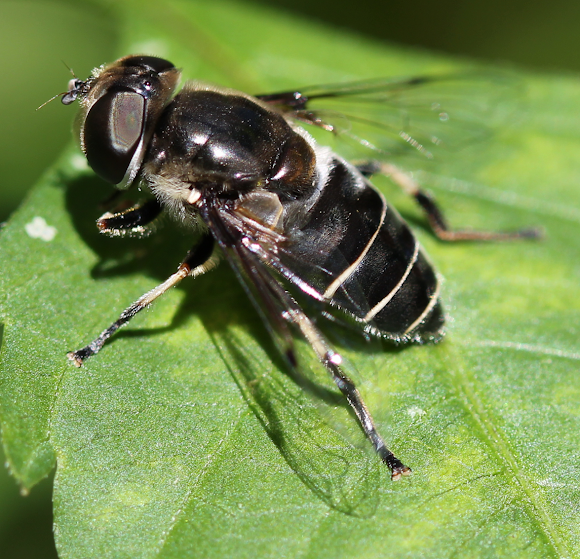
xmin=61 ymin=55 xmax=539 ymax=479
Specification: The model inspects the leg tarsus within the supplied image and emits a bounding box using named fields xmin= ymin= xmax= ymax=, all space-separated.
xmin=391 ymin=464 xmax=412 ymax=481
xmin=67 ymin=346 xmax=98 ymax=367
xmin=414 ymin=189 xmax=543 ymax=241
xmin=378 ymin=447 xmax=412 ymax=480
xmin=358 ymin=160 xmax=543 ymax=242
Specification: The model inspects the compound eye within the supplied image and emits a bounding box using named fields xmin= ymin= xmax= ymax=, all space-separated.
xmin=83 ymin=90 xmax=145 ymax=184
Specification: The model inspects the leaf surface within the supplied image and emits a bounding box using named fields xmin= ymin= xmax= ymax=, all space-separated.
xmin=1 ymin=0 xmax=579 ymax=557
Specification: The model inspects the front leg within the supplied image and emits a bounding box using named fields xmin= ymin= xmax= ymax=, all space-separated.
xmin=97 ymin=198 xmax=163 ymax=237
xmin=68 ymin=233 xmax=218 ymax=366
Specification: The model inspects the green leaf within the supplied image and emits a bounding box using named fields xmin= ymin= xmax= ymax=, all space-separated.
xmin=2 ymin=0 xmax=580 ymax=557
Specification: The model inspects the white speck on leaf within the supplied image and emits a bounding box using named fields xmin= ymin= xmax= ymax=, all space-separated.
xmin=24 ymin=216 xmax=57 ymax=242
xmin=407 ymin=406 xmax=426 ymax=419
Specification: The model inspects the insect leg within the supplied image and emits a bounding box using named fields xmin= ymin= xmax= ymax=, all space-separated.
xmin=67 ymin=233 xmax=217 ymax=366
xmin=359 ymin=161 xmax=542 ymax=241
xmin=285 ymin=304 xmax=411 ymax=480
xmin=229 ymin=238 xmax=410 ymax=479
xmin=97 ymin=199 xmax=163 ymax=237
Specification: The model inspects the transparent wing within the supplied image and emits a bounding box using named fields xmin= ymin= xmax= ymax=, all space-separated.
xmin=257 ymin=72 xmax=521 ymax=161
xmin=211 ymin=319 xmax=382 ymax=517
xmin=200 ymin=201 xmax=390 ymax=514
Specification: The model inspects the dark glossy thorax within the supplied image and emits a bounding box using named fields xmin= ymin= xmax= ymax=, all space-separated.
xmin=144 ymin=87 xmax=316 ymax=199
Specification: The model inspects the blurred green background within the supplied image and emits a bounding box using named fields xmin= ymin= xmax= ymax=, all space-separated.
xmin=1 ymin=0 xmax=578 ymax=557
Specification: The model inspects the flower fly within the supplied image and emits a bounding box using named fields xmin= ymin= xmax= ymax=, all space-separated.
xmin=61 ymin=56 xmax=539 ymax=479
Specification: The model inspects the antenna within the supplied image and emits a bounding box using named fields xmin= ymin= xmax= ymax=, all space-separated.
xmin=37 ymin=61 xmax=78 ymax=110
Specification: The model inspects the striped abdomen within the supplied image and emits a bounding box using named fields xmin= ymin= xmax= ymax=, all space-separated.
xmin=280 ymin=156 xmax=444 ymax=343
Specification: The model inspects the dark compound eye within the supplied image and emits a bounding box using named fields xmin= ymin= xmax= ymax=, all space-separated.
xmin=119 ymin=55 xmax=175 ymax=74
xmin=83 ymin=90 xmax=145 ymax=184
